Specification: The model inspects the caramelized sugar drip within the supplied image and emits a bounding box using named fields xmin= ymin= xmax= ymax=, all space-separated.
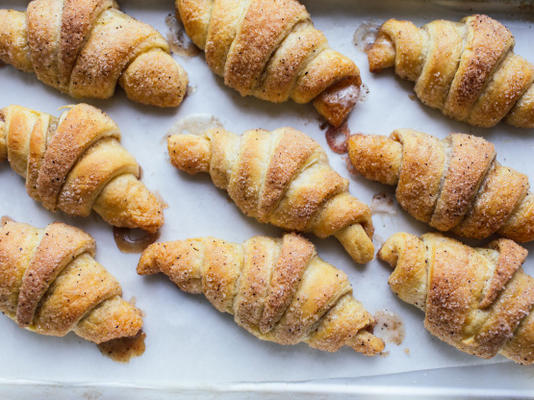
xmin=113 ymin=227 xmax=160 ymax=253
xmin=165 ymin=14 xmax=200 ymax=57
xmin=326 ymin=121 xmax=350 ymax=154
xmin=353 ymin=21 xmax=381 ymax=53
xmin=315 ymin=79 xmax=360 ymax=128
xmin=371 ymin=192 xmax=397 ymax=215
xmin=98 ymin=331 xmax=146 ymax=363
xmin=374 ymin=310 xmax=405 ymax=345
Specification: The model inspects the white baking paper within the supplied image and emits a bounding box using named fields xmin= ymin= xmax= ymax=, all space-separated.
xmin=0 ymin=0 xmax=532 ymax=388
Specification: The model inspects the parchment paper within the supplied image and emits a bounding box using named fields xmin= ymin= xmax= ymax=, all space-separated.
xmin=0 ymin=0 xmax=532 ymax=387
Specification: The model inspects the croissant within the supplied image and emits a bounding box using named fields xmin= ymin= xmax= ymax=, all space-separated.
xmin=0 ymin=103 xmax=164 ymax=233
xmin=367 ymin=14 xmax=534 ymax=128
xmin=0 ymin=0 xmax=188 ymax=107
xmin=379 ymin=232 xmax=534 ymax=364
xmin=175 ymin=0 xmax=361 ymax=127
xmin=0 ymin=218 xmax=143 ymax=345
xmin=348 ymin=129 xmax=534 ymax=243
xmin=168 ymin=127 xmax=374 ymax=264
xmin=138 ymin=232 xmax=384 ymax=355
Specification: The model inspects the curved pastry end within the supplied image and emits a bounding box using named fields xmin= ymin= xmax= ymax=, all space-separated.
xmin=367 ymin=30 xmax=396 ymax=72
xmin=313 ymin=76 xmax=361 ymax=127
xmin=93 ymin=174 xmax=165 ymax=234
xmin=167 ymin=133 xmax=210 ymax=174
xmin=334 ymin=224 xmax=375 ymax=264
xmin=120 ymin=49 xmax=189 ymax=108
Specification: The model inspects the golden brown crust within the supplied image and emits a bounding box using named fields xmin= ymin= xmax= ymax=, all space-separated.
xmin=201 ymin=239 xmax=242 ymax=313
xmin=138 ymin=233 xmax=384 ymax=355
xmin=498 ymin=193 xmax=534 ymax=243
xmin=16 ymin=222 xmax=95 ymax=327
xmin=347 ymin=134 xmax=401 ymax=186
xmin=0 ymin=104 xmax=164 ymax=232
xmin=167 ymin=127 xmax=374 ymax=264
xmin=234 ymin=236 xmax=277 ymax=330
xmin=453 ymin=163 xmax=529 ymax=239
xmin=259 ymin=234 xmax=314 ymax=334
xmin=392 ymin=129 xmax=446 ymax=223
xmin=379 ymin=232 xmax=534 ymax=364
xmin=444 ymin=15 xmax=514 ymax=121
xmin=482 ymin=239 xmax=527 ymax=308
xmin=0 ymin=10 xmax=33 ymax=72
xmin=348 ymin=130 xmax=533 ymax=243
xmin=26 ymin=113 xmax=54 ymax=201
xmin=36 ymin=104 xmax=120 ymax=211
xmin=0 ymin=0 xmax=187 ymax=107
xmin=0 ymin=219 xmax=143 ymax=344
xmin=58 ymin=0 xmax=116 ymax=90
xmin=429 ymin=134 xmax=495 ymax=231
xmin=176 ymin=0 xmax=360 ymax=126
xmin=368 ymin=15 xmax=534 ymax=128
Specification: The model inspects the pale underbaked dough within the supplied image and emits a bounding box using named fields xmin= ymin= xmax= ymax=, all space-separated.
xmin=168 ymin=126 xmax=375 ymax=264
xmin=138 ymin=232 xmax=384 ymax=355
xmin=379 ymin=232 xmax=534 ymax=365
xmin=348 ymin=129 xmax=534 ymax=243
xmin=0 ymin=218 xmax=143 ymax=344
xmin=0 ymin=103 xmax=164 ymax=233
xmin=0 ymin=0 xmax=188 ymax=107
xmin=367 ymin=14 xmax=534 ymax=128
xmin=176 ymin=0 xmax=361 ymax=127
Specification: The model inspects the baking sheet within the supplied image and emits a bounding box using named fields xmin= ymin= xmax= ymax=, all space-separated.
xmin=0 ymin=0 xmax=533 ymax=390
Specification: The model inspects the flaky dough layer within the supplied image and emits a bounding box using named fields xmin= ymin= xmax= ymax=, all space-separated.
xmin=367 ymin=15 xmax=534 ymax=128
xmin=168 ymin=126 xmax=375 ymax=264
xmin=0 ymin=218 xmax=143 ymax=344
xmin=138 ymin=232 xmax=384 ymax=355
xmin=0 ymin=0 xmax=188 ymax=107
xmin=176 ymin=0 xmax=361 ymax=127
xmin=0 ymin=103 xmax=164 ymax=232
xmin=348 ymin=129 xmax=533 ymax=243
xmin=379 ymin=232 xmax=534 ymax=365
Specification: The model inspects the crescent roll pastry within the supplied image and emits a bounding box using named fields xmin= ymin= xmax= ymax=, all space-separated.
xmin=348 ymin=130 xmax=534 ymax=243
xmin=175 ymin=0 xmax=361 ymax=127
xmin=367 ymin=15 xmax=534 ymax=128
xmin=0 ymin=103 xmax=164 ymax=233
xmin=0 ymin=218 xmax=143 ymax=345
xmin=379 ymin=232 xmax=534 ymax=365
xmin=0 ymin=0 xmax=188 ymax=107
xmin=168 ymin=127 xmax=374 ymax=264
xmin=138 ymin=232 xmax=384 ymax=355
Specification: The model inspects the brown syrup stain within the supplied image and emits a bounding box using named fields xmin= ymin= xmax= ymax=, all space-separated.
xmin=358 ymin=83 xmax=370 ymax=104
xmin=165 ymin=14 xmax=200 ymax=57
xmin=353 ymin=21 xmax=381 ymax=53
xmin=320 ymin=82 xmax=361 ymax=125
xmin=374 ymin=310 xmax=405 ymax=345
xmin=98 ymin=331 xmax=146 ymax=363
xmin=113 ymin=227 xmax=160 ymax=253
xmin=325 ymin=121 xmax=350 ymax=154
xmin=167 ymin=114 xmax=223 ymax=137
xmin=371 ymin=192 xmax=396 ymax=215
xmin=329 ymin=83 xmax=361 ymax=111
